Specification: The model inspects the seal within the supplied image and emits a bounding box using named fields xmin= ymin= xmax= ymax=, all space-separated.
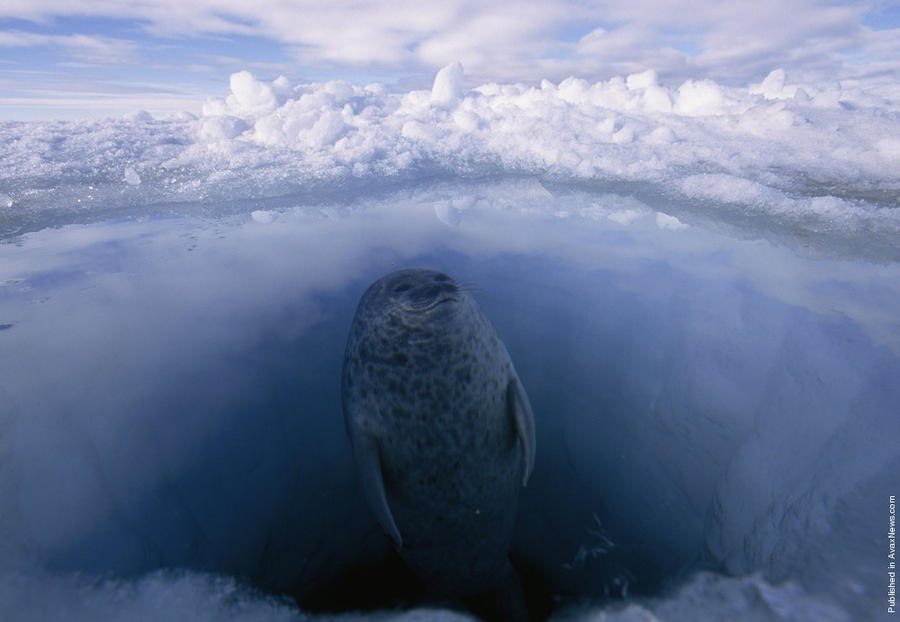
xmin=341 ymin=268 xmax=535 ymax=617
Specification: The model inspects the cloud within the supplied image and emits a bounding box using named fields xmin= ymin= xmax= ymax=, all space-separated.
xmin=0 ymin=31 xmax=140 ymax=65
xmin=0 ymin=68 xmax=207 ymax=120
xmin=0 ymin=0 xmax=897 ymax=93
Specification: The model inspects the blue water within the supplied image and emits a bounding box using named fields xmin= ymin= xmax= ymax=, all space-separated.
xmin=1 ymin=179 xmax=898 ymax=620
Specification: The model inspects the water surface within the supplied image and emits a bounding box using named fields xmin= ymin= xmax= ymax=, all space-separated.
xmin=1 ymin=178 xmax=898 ymax=620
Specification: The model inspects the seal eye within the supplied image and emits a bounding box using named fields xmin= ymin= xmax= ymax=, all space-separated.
xmin=394 ymin=283 xmax=412 ymax=293
xmin=434 ymin=274 xmax=450 ymax=282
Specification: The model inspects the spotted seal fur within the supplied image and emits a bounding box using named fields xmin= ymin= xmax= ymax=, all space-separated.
xmin=341 ymin=268 xmax=535 ymax=616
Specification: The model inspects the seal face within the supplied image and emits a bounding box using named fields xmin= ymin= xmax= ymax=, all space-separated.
xmin=342 ymin=268 xmax=535 ymax=599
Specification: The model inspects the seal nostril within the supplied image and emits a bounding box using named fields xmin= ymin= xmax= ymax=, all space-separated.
xmin=394 ymin=283 xmax=412 ymax=293
xmin=433 ymin=274 xmax=450 ymax=282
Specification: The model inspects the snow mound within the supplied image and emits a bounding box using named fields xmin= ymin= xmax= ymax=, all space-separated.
xmin=1 ymin=65 xmax=898 ymax=257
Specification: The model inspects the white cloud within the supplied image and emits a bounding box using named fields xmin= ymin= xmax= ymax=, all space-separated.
xmin=0 ymin=31 xmax=140 ymax=64
xmin=0 ymin=0 xmax=897 ymax=89
xmin=0 ymin=69 xmax=208 ymax=119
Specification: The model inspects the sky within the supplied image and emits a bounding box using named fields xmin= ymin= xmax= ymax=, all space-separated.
xmin=1 ymin=0 xmax=899 ymax=120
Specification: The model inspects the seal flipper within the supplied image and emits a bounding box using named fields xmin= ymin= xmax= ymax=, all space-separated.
xmin=352 ymin=429 xmax=403 ymax=548
xmin=507 ymin=377 xmax=536 ymax=486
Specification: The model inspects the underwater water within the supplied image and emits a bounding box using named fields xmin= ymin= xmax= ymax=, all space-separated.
xmin=1 ymin=178 xmax=898 ymax=621
xmin=1 ymin=66 xmax=899 ymax=620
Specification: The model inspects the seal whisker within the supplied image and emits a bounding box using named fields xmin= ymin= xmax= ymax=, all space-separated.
xmin=456 ymin=281 xmax=482 ymax=296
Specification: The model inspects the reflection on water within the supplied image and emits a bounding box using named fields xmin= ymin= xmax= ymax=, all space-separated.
xmin=1 ymin=179 xmax=898 ymax=620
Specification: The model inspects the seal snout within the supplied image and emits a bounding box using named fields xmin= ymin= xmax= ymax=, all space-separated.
xmin=389 ymin=270 xmax=461 ymax=312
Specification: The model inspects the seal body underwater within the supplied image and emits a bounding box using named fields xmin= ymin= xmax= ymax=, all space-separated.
xmin=342 ymin=268 xmax=535 ymax=619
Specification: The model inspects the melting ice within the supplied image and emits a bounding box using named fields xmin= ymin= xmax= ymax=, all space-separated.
xmin=1 ymin=65 xmax=899 ymax=621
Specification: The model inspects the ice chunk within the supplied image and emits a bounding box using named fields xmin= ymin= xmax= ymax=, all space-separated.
xmin=750 ymin=69 xmax=798 ymax=100
xmin=123 ymin=167 xmax=141 ymax=186
xmin=674 ymin=79 xmax=727 ymax=116
xmin=401 ymin=120 xmax=439 ymax=142
xmin=200 ymin=115 xmax=251 ymax=141
xmin=642 ymin=85 xmax=673 ymax=113
xmin=271 ymin=75 xmax=292 ymax=99
xmin=227 ymin=71 xmax=278 ymax=116
xmin=431 ymin=62 xmax=465 ymax=108
xmin=643 ymin=125 xmax=675 ymax=144
xmin=250 ymin=210 xmax=276 ymax=224
xmin=626 ymin=69 xmax=658 ymax=90
xmin=308 ymin=110 xmax=347 ymax=148
xmin=0 ymin=193 xmax=11 ymax=208
xmin=123 ymin=110 xmax=153 ymax=123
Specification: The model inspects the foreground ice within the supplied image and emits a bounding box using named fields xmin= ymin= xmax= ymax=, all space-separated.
xmin=0 ymin=569 xmax=477 ymax=622
xmin=1 ymin=179 xmax=897 ymax=620
xmin=0 ymin=570 xmax=853 ymax=622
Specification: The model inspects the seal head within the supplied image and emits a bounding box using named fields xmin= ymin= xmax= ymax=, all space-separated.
xmin=341 ymin=268 xmax=535 ymax=601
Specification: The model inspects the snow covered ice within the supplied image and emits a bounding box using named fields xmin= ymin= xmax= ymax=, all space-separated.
xmin=1 ymin=65 xmax=899 ymax=621
xmin=2 ymin=64 xmax=898 ymax=257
